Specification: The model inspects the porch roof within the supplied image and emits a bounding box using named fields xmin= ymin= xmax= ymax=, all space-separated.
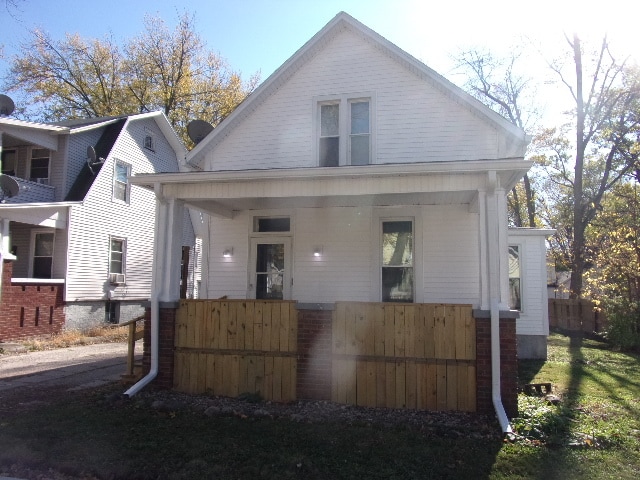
xmin=131 ymin=159 xmax=531 ymax=218
xmin=0 ymin=202 xmax=79 ymax=228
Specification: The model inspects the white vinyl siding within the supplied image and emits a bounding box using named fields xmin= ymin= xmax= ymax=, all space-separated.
xmin=508 ymin=230 xmax=551 ymax=336
xmin=65 ymin=118 xmax=180 ymax=301
xmin=202 ymin=28 xmax=499 ymax=172
xmin=205 ymin=205 xmax=482 ymax=306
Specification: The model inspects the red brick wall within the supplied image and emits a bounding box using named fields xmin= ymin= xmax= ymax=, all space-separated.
xmin=475 ymin=315 xmax=518 ymax=418
xmin=296 ymin=307 xmax=333 ymax=401
xmin=142 ymin=305 xmax=177 ymax=390
xmin=0 ymin=260 xmax=65 ymax=341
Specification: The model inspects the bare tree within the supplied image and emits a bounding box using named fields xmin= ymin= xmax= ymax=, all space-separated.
xmin=455 ymin=48 xmax=540 ymax=227
xmin=549 ymin=35 xmax=640 ymax=297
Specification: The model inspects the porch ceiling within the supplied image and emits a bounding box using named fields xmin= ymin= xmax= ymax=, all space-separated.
xmin=0 ymin=203 xmax=76 ymax=228
xmin=185 ymin=191 xmax=478 ymax=217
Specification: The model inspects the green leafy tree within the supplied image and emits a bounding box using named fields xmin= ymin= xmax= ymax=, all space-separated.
xmin=4 ymin=11 xmax=259 ymax=145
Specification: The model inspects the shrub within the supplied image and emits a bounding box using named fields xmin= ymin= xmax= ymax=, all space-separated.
xmin=601 ymin=297 xmax=640 ymax=351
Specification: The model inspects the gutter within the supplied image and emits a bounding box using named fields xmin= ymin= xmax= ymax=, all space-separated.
xmin=491 ymin=299 xmax=513 ymax=434
xmin=124 ymin=184 xmax=165 ymax=397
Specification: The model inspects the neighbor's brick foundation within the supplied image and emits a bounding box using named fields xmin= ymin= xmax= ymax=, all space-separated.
xmin=142 ymin=304 xmax=178 ymax=389
xmin=0 ymin=260 xmax=65 ymax=341
xmin=296 ymin=305 xmax=333 ymax=401
xmin=475 ymin=315 xmax=518 ymax=418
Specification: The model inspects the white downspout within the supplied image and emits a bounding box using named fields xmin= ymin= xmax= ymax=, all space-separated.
xmin=125 ymin=184 xmax=166 ymax=397
xmin=486 ymin=172 xmax=513 ymax=434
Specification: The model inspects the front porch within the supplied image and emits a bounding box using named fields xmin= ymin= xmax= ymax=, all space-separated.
xmin=142 ymin=299 xmax=518 ymax=416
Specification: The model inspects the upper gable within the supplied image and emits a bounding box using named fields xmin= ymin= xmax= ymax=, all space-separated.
xmin=196 ymin=21 xmax=526 ymax=172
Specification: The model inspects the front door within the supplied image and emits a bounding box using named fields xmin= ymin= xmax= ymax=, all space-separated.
xmin=249 ymin=237 xmax=291 ymax=300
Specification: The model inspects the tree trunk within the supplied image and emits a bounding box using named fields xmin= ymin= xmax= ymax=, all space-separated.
xmin=570 ymin=34 xmax=586 ymax=299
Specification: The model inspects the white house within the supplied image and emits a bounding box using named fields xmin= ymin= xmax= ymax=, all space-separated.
xmin=127 ymin=13 xmax=551 ymax=427
xmin=0 ymin=111 xmax=200 ymax=338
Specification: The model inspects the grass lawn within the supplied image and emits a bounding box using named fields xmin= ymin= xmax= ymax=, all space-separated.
xmin=1 ymin=332 xmax=639 ymax=479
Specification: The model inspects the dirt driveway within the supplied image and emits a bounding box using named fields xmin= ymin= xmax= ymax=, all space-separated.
xmin=0 ymin=342 xmax=135 ymax=394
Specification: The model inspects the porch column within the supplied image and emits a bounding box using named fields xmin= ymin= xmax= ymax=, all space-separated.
xmin=475 ymin=172 xmax=518 ymax=420
xmin=143 ymin=195 xmax=185 ymax=389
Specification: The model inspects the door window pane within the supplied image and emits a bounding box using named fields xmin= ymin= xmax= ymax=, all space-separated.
xmin=255 ymin=243 xmax=284 ymax=299
xmin=382 ymin=221 xmax=413 ymax=302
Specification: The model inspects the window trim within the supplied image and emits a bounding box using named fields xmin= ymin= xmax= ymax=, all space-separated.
xmin=108 ymin=236 xmax=127 ymax=276
xmin=112 ymin=159 xmax=132 ymax=204
xmin=313 ymin=92 xmax=375 ymax=167
xmin=29 ymin=229 xmax=55 ymax=278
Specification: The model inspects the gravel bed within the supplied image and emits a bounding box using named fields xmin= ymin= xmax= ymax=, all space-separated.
xmin=122 ymin=389 xmax=502 ymax=440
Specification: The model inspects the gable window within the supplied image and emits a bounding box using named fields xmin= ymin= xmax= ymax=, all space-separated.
xmin=32 ymin=231 xmax=54 ymax=279
xmin=1 ymin=149 xmax=16 ymax=176
xmin=144 ymin=134 xmax=155 ymax=151
xmin=30 ymin=148 xmax=50 ymax=184
xmin=349 ymin=100 xmax=370 ymax=165
xmin=113 ymin=159 xmax=131 ymax=203
xmin=316 ymin=94 xmax=373 ymax=167
xmin=381 ymin=220 xmax=413 ymax=302
xmin=319 ymin=103 xmax=340 ymax=167
xmin=109 ymin=237 xmax=126 ymax=275
xmin=508 ymin=245 xmax=522 ymax=311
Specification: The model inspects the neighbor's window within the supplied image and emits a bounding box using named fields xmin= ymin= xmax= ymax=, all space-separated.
xmin=1 ymin=149 xmax=16 ymax=176
xmin=509 ymin=245 xmax=521 ymax=311
xmin=113 ymin=160 xmax=131 ymax=203
xmin=32 ymin=231 xmax=54 ymax=278
xmin=317 ymin=95 xmax=372 ymax=166
xmin=109 ymin=238 xmax=125 ymax=274
xmin=381 ymin=220 xmax=414 ymax=302
xmin=30 ymin=148 xmax=50 ymax=183
xmin=144 ymin=134 xmax=155 ymax=151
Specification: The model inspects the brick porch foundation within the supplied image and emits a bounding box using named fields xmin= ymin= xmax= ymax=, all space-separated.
xmin=475 ymin=314 xmax=518 ymax=418
xmin=142 ymin=303 xmax=178 ymax=389
xmin=0 ymin=260 xmax=65 ymax=341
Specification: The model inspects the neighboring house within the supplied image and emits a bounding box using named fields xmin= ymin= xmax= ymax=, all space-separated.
xmin=127 ymin=13 xmax=550 ymax=427
xmin=0 ymin=111 xmax=200 ymax=340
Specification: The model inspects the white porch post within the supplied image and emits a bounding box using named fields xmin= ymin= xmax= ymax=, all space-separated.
xmin=157 ymin=197 xmax=185 ymax=302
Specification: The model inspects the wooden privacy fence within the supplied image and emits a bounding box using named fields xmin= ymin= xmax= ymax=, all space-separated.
xmin=549 ymin=299 xmax=607 ymax=333
xmin=332 ymin=302 xmax=476 ymax=412
xmin=174 ymin=300 xmax=298 ymax=401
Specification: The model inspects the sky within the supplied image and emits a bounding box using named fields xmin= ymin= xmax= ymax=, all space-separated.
xmin=1 ymin=0 xmax=638 ymax=122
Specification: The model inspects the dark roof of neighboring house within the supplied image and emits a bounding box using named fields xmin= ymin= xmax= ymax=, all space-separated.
xmin=65 ymin=118 xmax=127 ymax=201
xmin=52 ymin=115 xmax=121 ymax=128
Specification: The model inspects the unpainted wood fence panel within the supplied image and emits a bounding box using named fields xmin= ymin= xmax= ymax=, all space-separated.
xmin=331 ymin=302 xmax=476 ymax=412
xmin=174 ymin=300 xmax=297 ymax=401
xmin=548 ymin=299 xmax=607 ymax=333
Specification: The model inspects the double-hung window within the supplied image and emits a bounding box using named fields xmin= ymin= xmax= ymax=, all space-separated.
xmin=317 ymin=94 xmax=372 ymax=166
xmin=109 ymin=237 xmax=126 ymax=275
xmin=113 ymin=159 xmax=131 ymax=203
xmin=381 ymin=220 xmax=414 ymax=302
xmin=32 ymin=231 xmax=54 ymax=279
xmin=508 ymin=245 xmax=522 ymax=311
xmin=30 ymin=148 xmax=50 ymax=184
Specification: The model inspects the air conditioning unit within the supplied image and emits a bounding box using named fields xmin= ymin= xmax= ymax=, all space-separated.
xmin=35 ymin=178 xmax=50 ymax=185
xmin=109 ymin=273 xmax=126 ymax=285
